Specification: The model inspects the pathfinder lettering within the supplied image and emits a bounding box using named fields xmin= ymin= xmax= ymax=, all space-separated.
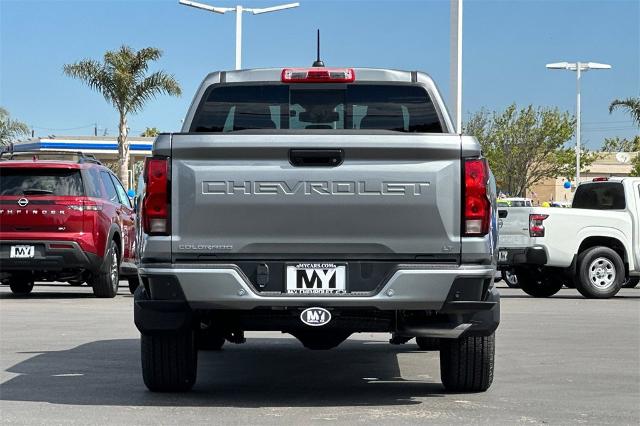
xmin=202 ymin=181 xmax=430 ymax=196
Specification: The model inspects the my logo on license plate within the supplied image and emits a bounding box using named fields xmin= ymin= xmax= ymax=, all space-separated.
xmin=297 ymin=268 xmax=336 ymax=289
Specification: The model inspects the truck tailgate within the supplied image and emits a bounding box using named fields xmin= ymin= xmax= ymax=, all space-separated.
xmin=170 ymin=134 xmax=462 ymax=260
xmin=498 ymin=207 xmax=532 ymax=247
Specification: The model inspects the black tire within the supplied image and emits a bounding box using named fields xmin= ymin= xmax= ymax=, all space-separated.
xmin=416 ymin=336 xmax=440 ymax=351
xmin=576 ymin=246 xmax=624 ymax=299
xmin=90 ymin=240 xmax=119 ymax=298
xmin=141 ymin=331 xmax=197 ymax=392
xmin=9 ymin=276 xmax=34 ymax=295
xmin=292 ymin=331 xmax=351 ymax=350
xmin=440 ymin=333 xmax=495 ymax=392
xmin=128 ymin=276 xmax=140 ymax=294
xmin=622 ymin=276 xmax=639 ymax=289
xmin=517 ymin=267 xmax=563 ymax=297
xmin=501 ymin=269 xmax=519 ymax=288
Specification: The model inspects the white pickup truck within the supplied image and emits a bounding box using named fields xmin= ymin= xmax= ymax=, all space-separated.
xmin=498 ymin=177 xmax=640 ymax=298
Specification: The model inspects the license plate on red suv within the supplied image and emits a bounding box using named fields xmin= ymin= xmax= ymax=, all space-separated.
xmin=10 ymin=245 xmax=35 ymax=258
xmin=286 ymin=263 xmax=346 ymax=294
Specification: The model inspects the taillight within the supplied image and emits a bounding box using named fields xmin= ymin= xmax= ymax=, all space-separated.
xmin=463 ymin=158 xmax=490 ymax=236
xmin=64 ymin=200 xmax=102 ymax=211
xmin=143 ymin=157 xmax=169 ymax=235
xmin=592 ymin=177 xmax=608 ymax=182
xmin=281 ymin=68 xmax=355 ymax=83
xmin=529 ymin=214 xmax=549 ymax=237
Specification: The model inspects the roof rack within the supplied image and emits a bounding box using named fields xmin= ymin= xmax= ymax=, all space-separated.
xmin=0 ymin=146 xmax=103 ymax=165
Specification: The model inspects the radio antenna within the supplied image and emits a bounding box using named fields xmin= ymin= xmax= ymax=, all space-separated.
xmin=312 ymin=29 xmax=325 ymax=67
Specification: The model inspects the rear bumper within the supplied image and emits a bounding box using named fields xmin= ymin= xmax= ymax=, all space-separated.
xmin=139 ymin=263 xmax=495 ymax=310
xmin=0 ymin=240 xmax=102 ymax=273
xmin=135 ymin=263 xmax=500 ymax=338
xmin=497 ymin=246 xmax=547 ymax=269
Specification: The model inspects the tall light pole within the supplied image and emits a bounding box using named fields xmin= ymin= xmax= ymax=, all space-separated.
xmin=546 ymin=61 xmax=611 ymax=184
xmin=179 ymin=0 xmax=300 ymax=70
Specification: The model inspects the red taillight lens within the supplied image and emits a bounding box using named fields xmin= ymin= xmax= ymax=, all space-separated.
xmin=464 ymin=158 xmax=490 ymax=236
xmin=592 ymin=177 xmax=608 ymax=182
xmin=281 ymin=68 xmax=356 ymax=83
xmin=143 ymin=157 xmax=169 ymax=235
xmin=529 ymin=214 xmax=548 ymax=237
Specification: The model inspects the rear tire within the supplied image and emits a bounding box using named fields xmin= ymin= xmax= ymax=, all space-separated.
xmin=440 ymin=333 xmax=495 ymax=392
xmin=90 ymin=240 xmax=119 ymax=298
xmin=622 ymin=277 xmax=639 ymax=289
xmin=141 ymin=331 xmax=197 ymax=392
xmin=128 ymin=276 xmax=140 ymax=294
xmin=517 ymin=267 xmax=562 ymax=297
xmin=576 ymin=246 xmax=623 ymax=299
xmin=416 ymin=336 xmax=440 ymax=351
xmin=9 ymin=276 xmax=34 ymax=295
xmin=501 ymin=269 xmax=519 ymax=288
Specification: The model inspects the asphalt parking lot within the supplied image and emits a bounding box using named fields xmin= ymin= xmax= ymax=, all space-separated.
xmin=0 ymin=282 xmax=638 ymax=425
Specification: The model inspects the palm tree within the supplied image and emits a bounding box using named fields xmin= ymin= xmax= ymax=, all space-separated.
xmin=609 ymin=97 xmax=640 ymax=127
xmin=64 ymin=46 xmax=181 ymax=189
xmin=0 ymin=107 xmax=30 ymax=146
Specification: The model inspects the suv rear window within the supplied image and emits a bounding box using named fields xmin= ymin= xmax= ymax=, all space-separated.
xmin=572 ymin=182 xmax=626 ymax=210
xmin=0 ymin=168 xmax=85 ymax=196
xmin=190 ymin=84 xmax=443 ymax=133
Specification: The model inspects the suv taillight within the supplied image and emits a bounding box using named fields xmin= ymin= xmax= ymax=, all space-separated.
xmin=463 ymin=158 xmax=490 ymax=236
xmin=143 ymin=157 xmax=169 ymax=235
xmin=529 ymin=214 xmax=548 ymax=237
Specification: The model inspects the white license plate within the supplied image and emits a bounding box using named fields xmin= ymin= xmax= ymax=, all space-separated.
xmin=499 ymin=250 xmax=508 ymax=262
xmin=10 ymin=245 xmax=35 ymax=258
xmin=286 ymin=263 xmax=346 ymax=294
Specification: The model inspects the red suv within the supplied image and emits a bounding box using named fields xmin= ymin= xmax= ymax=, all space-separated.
xmin=0 ymin=151 xmax=137 ymax=297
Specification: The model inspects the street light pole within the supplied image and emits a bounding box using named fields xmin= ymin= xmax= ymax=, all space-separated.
xmin=546 ymin=61 xmax=611 ymax=185
xmin=235 ymin=5 xmax=243 ymax=70
xmin=179 ymin=1 xmax=300 ymax=70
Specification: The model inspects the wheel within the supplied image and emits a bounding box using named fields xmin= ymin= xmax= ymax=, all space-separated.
xmin=576 ymin=247 xmax=624 ymax=299
xmin=141 ymin=331 xmax=197 ymax=392
xmin=9 ymin=276 xmax=34 ymax=295
xmin=622 ymin=276 xmax=639 ymax=289
xmin=440 ymin=333 xmax=495 ymax=392
xmin=501 ymin=269 xmax=519 ymax=288
xmin=196 ymin=328 xmax=225 ymax=351
xmin=128 ymin=276 xmax=140 ymax=294
xmin=416 ymin=336 xmax=440 ymax=350
xmin=292 ymin=331 xmax=351 ymax=350
xmin=517 ymin=267 xmax=563 ymax=297
xmin=90 ymin=240 xmax=119 ymax=298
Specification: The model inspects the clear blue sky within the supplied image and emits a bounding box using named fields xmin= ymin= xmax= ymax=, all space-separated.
xmin=1 ymin=0 xmax=638 ymax=147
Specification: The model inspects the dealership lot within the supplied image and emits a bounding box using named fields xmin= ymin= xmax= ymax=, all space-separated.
xmin=0 ymin=283 xmax=638 ymax=425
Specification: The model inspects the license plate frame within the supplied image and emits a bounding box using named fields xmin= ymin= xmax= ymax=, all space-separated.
xmin=286 ymin=263 xmax=347 ymax=295
xmin=10 ymin=245 xmax=35 ymax=259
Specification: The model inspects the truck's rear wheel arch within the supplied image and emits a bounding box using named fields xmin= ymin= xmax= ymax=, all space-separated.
xmin=578 ymin=236 xmax=627 ymax=264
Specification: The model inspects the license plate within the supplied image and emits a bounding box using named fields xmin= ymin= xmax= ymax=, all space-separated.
xmin=286 ymin=263 xmax=346 ymax=294
xmin=10 ymin=245 xmax=35 ymax=258
xmin=499 ymin=250 xmax=508 ymax=262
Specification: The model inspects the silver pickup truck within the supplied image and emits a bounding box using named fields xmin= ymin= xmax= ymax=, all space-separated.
xmin=134 ymin=67 xmax=500 ymax=393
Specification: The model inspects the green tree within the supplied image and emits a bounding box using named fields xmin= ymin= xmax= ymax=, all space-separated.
xmin=465 ymin=104 xmax=597 ymax=196
xmin=64 ymin=46 xmax=181 ymax=189
xmin=609 ymin=97 xmax=640 ymax=126
xmin=601 ymin=136 xmax=640 ymax=177
xmin=0 ymin=107 xmax=30 ymax=146
xmin=141 ymin=127 xmax=160 ymax=137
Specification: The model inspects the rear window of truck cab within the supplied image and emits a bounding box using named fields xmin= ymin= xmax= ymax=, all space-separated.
xmin=190 ymin=84 xmax=443 ymax=133
xmin=572 ymin=182 xmax=626 ymax=210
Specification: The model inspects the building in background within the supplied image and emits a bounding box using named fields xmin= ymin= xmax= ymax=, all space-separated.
xmin=10 ymin=135 xmax=153 ymax=189
xmin=527 ymin=151 xmax=638 ymax=204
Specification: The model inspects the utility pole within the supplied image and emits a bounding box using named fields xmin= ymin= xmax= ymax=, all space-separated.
xmin=450 ymin=0 xmax=463 ymax=134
